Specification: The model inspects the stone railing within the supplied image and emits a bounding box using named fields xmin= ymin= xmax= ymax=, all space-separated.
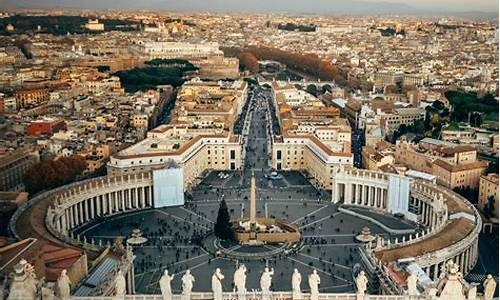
xmin=71 ymin=293 xmax=413 ymax=300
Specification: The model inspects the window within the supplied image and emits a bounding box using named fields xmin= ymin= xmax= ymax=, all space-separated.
xmin=277 ymin=150 xmax=282 ymax=160
xmin=230 ymin=150 xmax=235 ymax=160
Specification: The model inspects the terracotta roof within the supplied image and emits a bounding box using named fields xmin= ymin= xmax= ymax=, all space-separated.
xmin=435 ymin=145 xmax=476 ymax=155
xmin=281 ymin=134 xmax=352 ymax=157
xmin=432 ymin=159 xmax=488 ymax=172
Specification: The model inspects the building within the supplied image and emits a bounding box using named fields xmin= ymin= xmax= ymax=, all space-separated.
xmin=0 ymin=191 xmax=28 ymax=235
xmin=107 ymin=79 xmax=248 ymax=191
xmin=15 ymin=87 xmax=50 ymax=109
xmin=84 ymin=19 xmax=104 ymax=31
xmin=196 ymin=56 xmax=239 ymax=79
xmin=26 ymin=118 xmax=66 ymax=136
xmin=361 ymin=140 xmax=396 ymax=171
xmin=133 ymin=41 xmax=223 ymax=60
xmin=478 ymin=173 xmax=499 ymax=219
xmin=394 ymin=142 xmax=488 ymax=190
xmin=0 ymin=147 xmax=39 ymax=191
xmin=432 ymin=159 xmax=488 ymax=190
xmin=108 ymin=128 xmax=242 ymax=190
xmin=373 ymin=71 xmax=425 ymax=90
xmin=270 ymin=81 xmax=353 ymax=189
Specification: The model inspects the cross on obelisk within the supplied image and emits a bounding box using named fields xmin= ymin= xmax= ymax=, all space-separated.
xmin=250 ymin=171 xmax=256 ymax=224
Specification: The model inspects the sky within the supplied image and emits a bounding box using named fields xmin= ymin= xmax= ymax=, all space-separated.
xmin=1 ymin=0 xmax=498 ymax=16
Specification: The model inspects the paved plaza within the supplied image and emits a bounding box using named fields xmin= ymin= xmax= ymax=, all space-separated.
xmin=79 ymin=85 xmax=416 ymax=293
xmin=80 ymin=169 xmax=415 ymax=294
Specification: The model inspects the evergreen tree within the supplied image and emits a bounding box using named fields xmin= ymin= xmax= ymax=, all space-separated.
xmin=214 ymin=199 xmax=233 ymax=240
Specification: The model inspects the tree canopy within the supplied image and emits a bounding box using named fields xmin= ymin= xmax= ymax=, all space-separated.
xmin=114 ymin=62 xmax=197 ymax=93
xmin=23 ymin=155 xmax=86 ymax=195
xmin=445 ymin=90 xmax=498 ymax=124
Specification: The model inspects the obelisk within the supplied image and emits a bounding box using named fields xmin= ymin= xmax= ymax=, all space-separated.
xmin=250 ymin=171 xmax=256 ymax=224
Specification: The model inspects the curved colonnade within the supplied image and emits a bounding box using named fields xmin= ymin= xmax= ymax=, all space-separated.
xmin=10 ymin=173 xmax=154 ymax=253
xmin=10 ymin=168 xmax=481 ymax=292
xmin=332 ymin=168 xmax=481 ymax=283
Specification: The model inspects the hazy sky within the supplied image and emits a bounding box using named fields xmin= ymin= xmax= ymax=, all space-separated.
xmin=1 ymin=0 xmax=498 ymax=15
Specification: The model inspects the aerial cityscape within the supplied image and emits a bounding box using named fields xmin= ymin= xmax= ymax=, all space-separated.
xmin=0 ymin=1 xmax=498 ymax=300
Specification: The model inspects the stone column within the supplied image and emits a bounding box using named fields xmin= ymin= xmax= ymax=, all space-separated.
xmin=106 ymin=193 xmax=110 ymax=214
xmin=71 ymin=207 xmax=76 ymax=228
xmin=64 ymin=212 xmax=69 ymax=232
xmin=96 ymin=195 xmax=101 ymax=217
xmin=148 ymin=185 xmax=153 ymax=207
xmin=121 ymin=190 xmax=126 ymax=211
xmin=354 ymin=184 xmax=360 ymax=205
xmin=433 ymin=264 xmax=439 ymax=281
xmin=139 ymin=187 xmax=145 ymax=208
xmin=423 ymin=203 xmax=427 ymax=226
xmin=381 ymin=189 xmax=386 ymax=209
xmin=127 ymin=188 xmax=132 ymax=209
xmin=368 ymin=186 xmax=373 ymax=207
xmin=66 ymin=209 xmax=72 ymax=230
xmin=114 ymin=191 xmax=119 ymax=212
xmin=74 ymin=204 xmax=79 ymax=226
xmin=90 ymin=197 xmax=95 ymax=219
xmin=134 ymin=188 xmax=139 ymax=208
xmin=346 ymin=182 xmax=354 ymax=204
xmin=464 ymin=249 xmax=470 ymax=274
xmin=78 ymin=202 xmax=82 ymax=224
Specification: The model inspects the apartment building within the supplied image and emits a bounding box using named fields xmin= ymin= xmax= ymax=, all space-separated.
xmin=478 ymin=174 xmax=499 ymax=219
xmin=0 ymin=148 xmax=40 ymax=191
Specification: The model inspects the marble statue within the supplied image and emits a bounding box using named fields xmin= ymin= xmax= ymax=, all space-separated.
xmin=291 ymin=268 xmax=302 ymax=299
xmin=57 ymin=269 xmax=72 ymax=300
xmin=260 ymin=267 xmax=274 ymax=294
xmin=234 ymin=265 xmax=247 ymax=294
xmin=115 ymin=270 xmax=127 ymax=297
xmin=182 ymin=270 xmax=196 ymax=296
xmin=406 ymin=272 xmax=417 ymax=296
xmin=439 ymin=260 xmax=466 ymax=300
xmin=467 ymin=285 xmax=477 ymax=300
xmin=483 ymin=274 xmax=496 ymax=300
xmin=159 ymin=270 xmax=174 ymax=300
xmin=7 ymin=262 xmax=37 ymax=300
xmin=356 ymin=271 xmax=368 ymax=295
xmin=308 ymin=270 xmax=321 ymax=300
xmin=212 ymin=268 xmax=224 ymax=300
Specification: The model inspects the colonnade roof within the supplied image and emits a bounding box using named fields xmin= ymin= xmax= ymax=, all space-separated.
xmin=374 ymin=218 xmax=474 ymax=263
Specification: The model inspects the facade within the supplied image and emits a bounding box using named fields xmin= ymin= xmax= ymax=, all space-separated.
xmin=394 ymin=142 xmax=488 ymax=189
xmin=0 ymin=147 xmax=39 ymax=191
xmin=478 ymin=173 xmax=499 ymax=219
xmin=373 ymin=71 xmax=425 ymax=90
xmin=107 ymin=79 xmax=247 ymax=191
xmin=85 ymin=19 xmax=104 ymax=31
xmin=108 ymin=129 xmax=242 ymax=191
xmin=432 ymin=159 xmax=488 ymax=190
xmin=270 ymin=81 xmax=353 ymax=190
xmin=133 ymin=41 xmax=223 ymax=60
xmin=196 ymin=55 xmax=240 ymax=79
xmin=26 ymin=117 xmax=66 ymax=136
xmin=15 ymin=87 xmax=50 ymax=109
